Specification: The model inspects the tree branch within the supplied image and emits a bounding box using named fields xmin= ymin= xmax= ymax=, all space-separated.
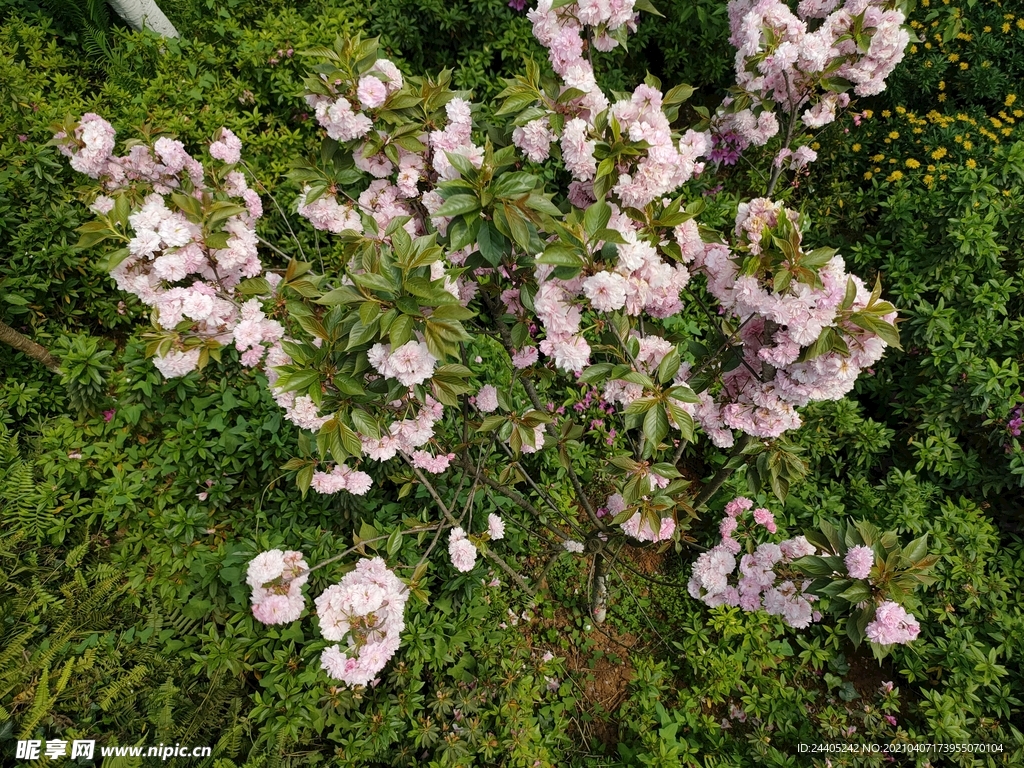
xmin=403 ymin=452 xmax=534 ymax=595
xmin=0 ymin=321 xmax=61 ymax=373
xmin=691 ymin=433 xmax=753 ymax=510
xmin=480 ymin=291 xmax=606 ymax=531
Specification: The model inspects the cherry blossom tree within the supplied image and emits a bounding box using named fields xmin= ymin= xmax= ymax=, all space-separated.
xmin=54 ymin=0 xmax=936 ymax=686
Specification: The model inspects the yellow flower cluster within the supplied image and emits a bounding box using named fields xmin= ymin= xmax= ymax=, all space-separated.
xmin=846 ymin=4 xmax=1024 ymax=190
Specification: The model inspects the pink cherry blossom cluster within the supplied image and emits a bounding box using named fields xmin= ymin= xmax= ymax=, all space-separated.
xmin=621 ymin=512 xmax=676 ymax=543
xmin=247 ymin=549 xmax=309 ymax=625
xmin=488 ymin=513 xmax=506 ymax=540
xmin=368 ymin=341 xmax=438 ymax=387
xmin=602 ymin=333 xmax=675 ymax=407
xmin=261 ymin=337 xmax=450 ymax=495
xmin=689 ymin=497 xmax=820 ymax=628
xmin=410 ymin=450 xmax=455 ymax=473
xmin=55 ymin=113 xmax=203 ymax=192
xmin=719 ymin=0 xmax=909 ymax=152
xmin=532 ymin=215 xmax=692 ymax=376
xmin=448 ymin=527 xmax=478 ymax=572
xmin=53 ymin=116 xmax=280 ymax=379
xmin=523 ymin=3 xmax=713 ymax=204
xmin=865 ymin=600 xmax=920 ymax=646
xmin=607 ymin=88 xmax=709 ymax=209
xmin=309 ymin=464 xmax=374 ymax=495
xmin=678 ymin=200 xmax=895 ymax=447
xmin=315 ymin=556 xmax=409 ymax=687
xmin=526 ymin=0 xmax=622 ymax=120
xmin=474 ymin=384 xmax=500 ymax=413
xmin=603 ymin=492 xmax=674 ymax=542
xmin=844 ymin=544 xmax=874 ymax=580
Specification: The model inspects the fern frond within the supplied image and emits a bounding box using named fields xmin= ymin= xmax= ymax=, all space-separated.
xmin=17 ymin=666 xmax=50 ymax=739
xmin=99 ymin=664 xmax=150 ymax=712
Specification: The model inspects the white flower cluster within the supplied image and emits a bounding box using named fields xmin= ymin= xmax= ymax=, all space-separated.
xmin=315 ymin=557 xmax=409 ymax=687
xmin=247 ymin=549 xmax=309 ymax=625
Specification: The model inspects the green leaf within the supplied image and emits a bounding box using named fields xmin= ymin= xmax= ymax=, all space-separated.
xmin=643 ymin=404 xmax=670 ymax=447
xmin=657 ymin=348 xmax=681 ymax=385
xmin=584 ymin=201 xmax=612 ymax=237
xmin=296 ymin=464 xmax=314 ymax=497
xmin=434 ymin=194 xmax=481 ymax=217
xmin=444 ymin=151 xmax=479 ymax=179
xmin=350 ymin=409 xmax=380 ymax=440
xmin=663 ymin=83 xmax=694 ymax=105
xmin=536 ymin=243 xmax=584 ymax=267
xmin=836 ymin=582 xmax=872 ymax=603
xmin=387 ymin=530 xmax=403 ymax=557
xmin=848 ymin=312 xmax=902 ymax=349
xmin=390 ymin=314 xmax=414 ymax=347
xmin=491 ymin=172 xmax=537 ymax=199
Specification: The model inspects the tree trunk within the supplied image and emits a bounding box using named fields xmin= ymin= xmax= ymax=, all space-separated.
xmin=590 ymin=550 xmax=610 ymax=624
xmin=107 ymin=0 xmax=179 ymax=38
xmin=0 ymin=321 xmax=61 ymax=373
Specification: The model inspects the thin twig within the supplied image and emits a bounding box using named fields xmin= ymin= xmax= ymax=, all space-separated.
xmin=403 ymin=452 xmax=534 ymax=594
xmin=296 ymin=525 xmax=440 ymax=579
xmin=241 ymin=159 xmax=306 ymax=261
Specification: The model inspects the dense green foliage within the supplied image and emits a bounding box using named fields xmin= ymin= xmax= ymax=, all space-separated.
xmin=2 ymin=0 xmax=1024 ymax=765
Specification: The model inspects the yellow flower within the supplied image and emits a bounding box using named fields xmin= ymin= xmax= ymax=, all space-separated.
xmin=1003 ymin=23 xmax=1011 ymax=33
xmin=963 ymin=140 xmax=973 ymax=150
xmin=1017 ymin=18 xmax=1024 ymax=29
xmin=938 ymin=94 xmax=947 ymax=102
xmin=1006 ymin=94 xmax=1018 ymax=106
xmin=966 ymin=158 xmax=977 ymax=169
xmin=938 ymin=80 xmax=946 ymax=90
xmin=940 ymin=174 xmax=948 ymax=180
xmin=954 ymin=135 xmax=963 ymax=143
xmin=910 ymin=44 xmax=918 ymax=54
xmin=948 ymin=53 xmax=959 ymax=62
xmin=888 ymin=131 xmax=900 ymax=139
xmin=927 ymin=164 xmax=936 ymax=171
xmin=924 ymin=174 xmax=934 ymax=185
xmin=872 ymin=154 xmax=885 ymax=162
xmin=931 ymin=147 xmax=948 ymax=160
xmin=990 ymin=117 xmax=1004 ymax=128
xmin=864 ymin=171 xmax=874 ymax=180
xmin=882 ymin=110 xmax=892 ymax=118
xmin=889 ymin=158 xmax=897 ymax=164
xmin=862 ymin=109 xmax=873 ymax=119
xmin=887 ymin=170 xmax=904 ymax=182
xmin=984 ymin=26 xmax=992 ymax=33
xmin=960 ymin=62 xmax=969 ymax=70
xmin=1015 ymin=110 xmax=1024 ymax=118
xmin=896 ymin=106 xmax=907 ymax=114
xmin=811 ymin=142 xmax=820 ymax=150
xmin=852 ymin=143 xmax=861 ymax=152
xmin=1003 ymin=128 xmax=1013 ymax=136
xmin=906 ymin=159 xmax=921 ymax=169
xmin=925 ymin=42 xmax=933 ymax=49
